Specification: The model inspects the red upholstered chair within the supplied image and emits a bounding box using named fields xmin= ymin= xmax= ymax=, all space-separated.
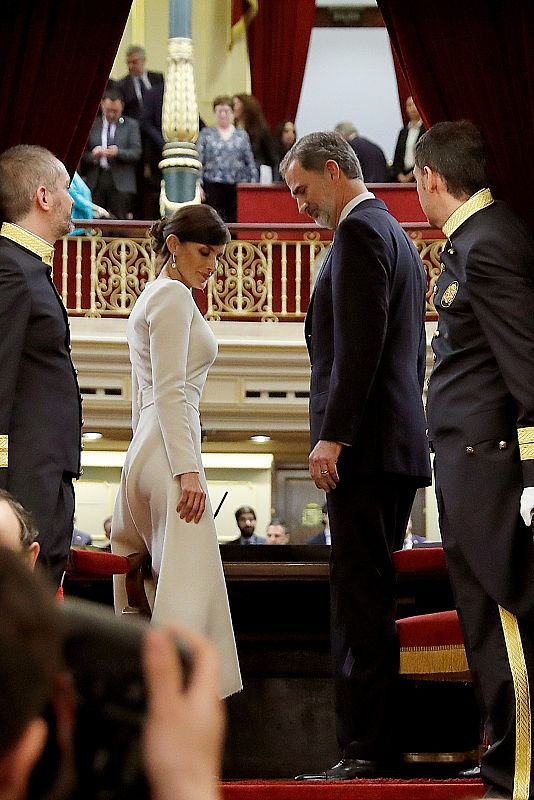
xmin=393 ymin=547 xmax=468 ymax=678
xmin=393 ymin=548 xmax=480 ymax=766
xmin=66 ymin=548 xmax=152 ymax=617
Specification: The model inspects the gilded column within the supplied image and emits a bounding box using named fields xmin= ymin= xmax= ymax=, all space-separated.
xmin=160 ymin=0 xmax=201 ymax=215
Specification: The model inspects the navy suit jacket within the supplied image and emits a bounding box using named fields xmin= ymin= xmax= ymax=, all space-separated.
xmin=348 ymin=137 xmax=388 ymax=183
xmin=305 ymin=198 xmax=431 ymax=484
xmin=117 ymin=71 xmax=164 ymax=120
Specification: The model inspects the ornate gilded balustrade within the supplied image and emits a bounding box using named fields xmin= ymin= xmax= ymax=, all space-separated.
xmin=56 ymin=221 xmax=444 ymax=321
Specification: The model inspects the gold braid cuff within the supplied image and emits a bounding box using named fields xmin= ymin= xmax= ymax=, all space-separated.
xmin=499 ymin=606 xmax=531 ymax=800
xmin=518 ymin=427 xmax=534 ymax=461
xmin=0 ymin=435 xmax=7 ymax=468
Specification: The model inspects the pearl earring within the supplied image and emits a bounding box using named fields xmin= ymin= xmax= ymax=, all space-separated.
xmin=171 ymin=251 xmax=176 ymax=267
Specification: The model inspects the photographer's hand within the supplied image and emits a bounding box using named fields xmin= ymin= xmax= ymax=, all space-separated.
xmin=142 ymin=626 xmax=224 ymax=800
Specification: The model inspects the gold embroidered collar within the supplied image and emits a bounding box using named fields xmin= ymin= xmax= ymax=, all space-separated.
xmin=442 ymin=188 xmax=494 ymax=238
xmin=0 ymin=222 xmax=55 ymax=266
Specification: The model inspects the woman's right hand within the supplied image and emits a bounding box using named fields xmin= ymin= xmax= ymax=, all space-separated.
xmin=177 ymin=473 xmax=206 ymax=523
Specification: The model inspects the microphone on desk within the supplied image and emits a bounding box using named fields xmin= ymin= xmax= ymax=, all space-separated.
xmin=213 ymin=491 xmax=228 ymax=518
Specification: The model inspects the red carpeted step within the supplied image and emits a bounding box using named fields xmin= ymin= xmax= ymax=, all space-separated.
xmin=221 ymin=778 xmax=484 ymax=800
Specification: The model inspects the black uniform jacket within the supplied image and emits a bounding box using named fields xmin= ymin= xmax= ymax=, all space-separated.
xmin=428 ymin=195 xmax=534 ymax=487
xmin=305 ymin=198 xmax=431 ymax=485
xmin=0 ymin=233 xmax=82 ymax=489
xmin=428 ymin=193 xmax=534 ymax=612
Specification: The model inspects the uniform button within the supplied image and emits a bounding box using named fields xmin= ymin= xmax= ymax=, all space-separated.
xmin=499 ymin=440 xmax=508 ymax=450
xmin=440 ymin=265 xmax=445 ymax=274
xmin=433 ymin=353 xmax=437 ymax=362
xmin=448 ymin=247 xmax=455 ymax=255
xmin=75 ymin=369 xmax=78 ymax=375
xmin=466 ymin=446 xmax=475 ymax=455
xmin=79 ymin=468 xmax=84 ymax=476
xmin=81 ymin=418 xmax=85 ymax=425
xmin=433 ymin=330 xmax=440 ymax=338
xmin=433 ymin=285 xmax=438 ymax=295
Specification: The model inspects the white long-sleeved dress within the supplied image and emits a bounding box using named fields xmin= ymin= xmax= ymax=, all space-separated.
xmin=112 ymin=275 xmax=241 ymax=698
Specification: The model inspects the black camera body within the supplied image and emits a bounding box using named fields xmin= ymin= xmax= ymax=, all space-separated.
xmin=30 ymin=598 xmax=191 ymax=799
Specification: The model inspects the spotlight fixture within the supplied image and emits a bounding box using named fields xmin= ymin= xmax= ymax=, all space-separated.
xmin=250 ymin=434 xmax=271 ymax=443
xmin=82 ymin=432 xmax=103 ymax=441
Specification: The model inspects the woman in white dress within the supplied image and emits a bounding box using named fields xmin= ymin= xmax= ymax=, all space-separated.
xmin=112 ymin=205 xmax=241 ymax=698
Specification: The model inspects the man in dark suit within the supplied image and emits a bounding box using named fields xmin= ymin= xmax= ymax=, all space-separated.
xmin=81 ymin=88 xmax=142 ymax=219
xmin=117 ymin=45 xmax=164 ymax=122
xmin=0 ymin=145 xmax=82 ymax=586
xmin=280 ymin=132 xmax=431 ymax=779
xmin=335 ymin=122 xmax=389 ymax=183
xmin=414 ymin=120 xmax=534 ymax=799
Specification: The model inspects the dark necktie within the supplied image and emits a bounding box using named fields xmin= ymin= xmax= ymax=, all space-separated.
xmin=106 ymin=124 xmax=114 ymax=147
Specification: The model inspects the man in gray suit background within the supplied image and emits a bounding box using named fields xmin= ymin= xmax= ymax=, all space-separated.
xmin=81 ymin=87 xmax=142 ymax=219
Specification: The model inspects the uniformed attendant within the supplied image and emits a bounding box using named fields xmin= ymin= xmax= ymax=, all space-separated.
xmin=0 ymin=145 xmax=82 ymax=587
xmin=414 ymin=120 xmax=534 ymax=800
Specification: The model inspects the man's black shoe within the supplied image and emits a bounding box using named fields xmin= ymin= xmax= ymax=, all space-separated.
xmin=295 ymin=758 xmax=379 ymax=781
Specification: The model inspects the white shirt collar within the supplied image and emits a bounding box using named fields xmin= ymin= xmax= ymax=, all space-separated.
xmin=338 ymin=191 xmax=375 ymax=226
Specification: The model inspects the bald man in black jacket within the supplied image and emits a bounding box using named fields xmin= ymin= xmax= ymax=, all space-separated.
xmin=0 ymin=145 xmax=82 ymax=586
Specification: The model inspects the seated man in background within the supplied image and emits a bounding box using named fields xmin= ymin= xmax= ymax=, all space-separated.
xmin=225 ymin=505 xmax=265 ymax=545
xmin=307 ymin=503 xmax=331 ymax=545
xmin=0 ymin=488 xmax=40 ymax=568
xmin=266 ymin=520 xmax=290 ymax=545
xmin=0 ymin=543 xmax=224 ymax=800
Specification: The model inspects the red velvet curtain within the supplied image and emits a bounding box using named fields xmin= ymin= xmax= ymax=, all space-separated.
xmin=0 ymin=1 xmax=132 ymax=176
xmin=377 ymin=0 xmax=534 ymax=233
xmin=247 ymin=0 xmax=316 ymax=131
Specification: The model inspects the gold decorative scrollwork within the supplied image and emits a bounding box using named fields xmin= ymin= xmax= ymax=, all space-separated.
xmin=93 ymin=238 xmax=155 ymax=316
xmin=207 ymin=241 xmax=270 ymax=319
xmin=410 ymin=233 xmax=445 ymax=318
xmin=60 ymin=232 xmax=445 ymax=322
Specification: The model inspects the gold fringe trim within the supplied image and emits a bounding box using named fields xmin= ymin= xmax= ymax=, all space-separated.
xmin=400 ymin=644 xmax=468 ymax=675
xmin=0 ymin=434 xmax=7 ymax=468
xmin=499 ymin=606 xmax=531 ymax=800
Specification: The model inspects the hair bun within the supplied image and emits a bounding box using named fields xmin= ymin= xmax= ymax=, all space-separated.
xmin=149 ymin=218 xmax=166 ymax=253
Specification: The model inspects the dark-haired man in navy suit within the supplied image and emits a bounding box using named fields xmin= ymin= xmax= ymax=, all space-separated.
xmin=280 ymin=132 xmax=431 ymax=779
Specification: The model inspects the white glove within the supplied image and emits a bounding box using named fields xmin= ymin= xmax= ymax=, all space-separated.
xmin=520 ymin=487 xmax=534 ymax=527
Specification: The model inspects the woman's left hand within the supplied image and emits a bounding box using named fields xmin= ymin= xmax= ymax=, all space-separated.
xmin=176 ymin=473 xmax=206 ymax=523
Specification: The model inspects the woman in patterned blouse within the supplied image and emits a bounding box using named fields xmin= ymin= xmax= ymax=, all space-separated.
xmin=197 ymin=96 xmax=258 ymax=222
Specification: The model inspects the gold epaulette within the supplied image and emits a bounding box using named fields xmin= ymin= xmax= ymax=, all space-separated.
xmin=517 ymin=427 xmax=534 ymax=461
xmin=0 ymin=435 xmax=7 ymax=468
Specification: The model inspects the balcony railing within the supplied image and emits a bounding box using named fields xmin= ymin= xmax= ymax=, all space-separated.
xmin=56 ymin=221 xmax=444 ymax=321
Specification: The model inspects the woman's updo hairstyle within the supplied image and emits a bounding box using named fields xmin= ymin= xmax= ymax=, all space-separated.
xmin=150 ymin=204 xmax=230 ymax=271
